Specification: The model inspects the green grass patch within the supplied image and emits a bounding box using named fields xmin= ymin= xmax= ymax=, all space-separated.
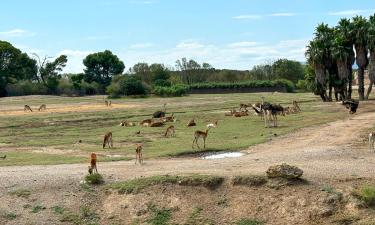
xmin=353 ymin=185 xmax=375 ymax=207
xmin=321 ymin=185 xmax=343 ymax=200
xmin=52 ymin=206 xmax=66 ymax=215
xmin=85 ymin=173 xmax=104 ymax=185
xmin=9 ymin=188 xmax=31 ymax=198
xmin=31 ymin=204 xmax=46 ymax=213
xmin=2 ymin=212 xmax=18 ymax=220
xmin=108 ymin=175 xmax=224 ymax=194
xmin=236 ymin=218 xmax=264 ymax=225
xmin=147 ymin=204 xmax=172 ymax=225
xmin=232 ymin=175 xmax=267 ymax=187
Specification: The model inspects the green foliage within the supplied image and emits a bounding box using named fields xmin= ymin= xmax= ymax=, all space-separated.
xmin=84 ymin=173 xmax=104 ymax=185
xmin=153 ymin=84 xmax=190 ymax=97
xmin=353 ymin=185 xmax=375 ymax=207
xmin=108 ymin=175 xmax=224 ymax=194
xmin=271 ymin=59 xmax=305 ymax=83
xmin=153 ymin=79 xmax=171 ymax=87
xmin=147 ymin=204 xmax=172 ymax=225
xmin=232 ymin=175 xmax=267 ymax=186
xmin=83 ymin=50 xmax=125 ymax=89
xmin=52 ymin=206 xmax=66 ymax=215
xmin=6 ymin=80 xmax=48 ymax=96
xmin=2 ymin=212 xmax=17 ymax=220
xmin=107 ymin=75 xmax=149 ymax=97
xmin=31 ymin=204 xmax=46 ymax=213
xmin=9 ymin=188 xmax=31 ymax=198
xmin=236 ymin=218 xmax=264 ymax=225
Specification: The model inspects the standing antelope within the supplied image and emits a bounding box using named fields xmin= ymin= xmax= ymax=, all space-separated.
xmin=164 ymin=125 xmax=175 ymax=137
xmin=369 ymin=132 xmax=375 ymax=151
xmin=103 ymin=132 xmax=113 ymax=149
xmin=192 ymin=127 xmax=211 ymax=149
xmin=88 ymin=153 xmax=98 ymax=174
xmin=38 ymin=104 xmax=47 ymax=111
xmin=135 ymin=144 xmax=143 ymax=164
xmin=24 ymin=105 xmax=33 ymax=112
xmin=292 ymin=100 xmax=301 ymax=112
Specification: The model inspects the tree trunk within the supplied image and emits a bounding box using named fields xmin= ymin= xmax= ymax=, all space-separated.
xmin=355 ymin=46 xmax=369 ymax=100
xmin=358 ymin=68 xmax=365 ymax=100
xmin=366 ymin=52 xmax=375 ymax=99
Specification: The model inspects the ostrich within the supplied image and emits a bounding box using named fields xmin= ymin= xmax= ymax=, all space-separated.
xmin=153 ymin=103 xmax=167 ymax=118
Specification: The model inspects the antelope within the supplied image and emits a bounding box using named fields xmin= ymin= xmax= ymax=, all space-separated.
xmin=104 ymin=100 xmax=111 ymax=107
xmin=239 ymin=103 xmax=250 ymax=111
xmin=135 ymin=144 xmax=143 ymax=164
xmin=38 ymin=104 xmax=46 ymax=111
xmin=88 ymin=153 xmax=98 ymax=174
xmin=192 ymin=127 xmax=211 ymax=149
xmin=103 ymin=132 xmax=113 ymax=149
xmin=140 ymin=118 xmax=153 ymax=127
xmin=225 ymin=109 xmax=236 ymax=116
xmin=164 ymin=125 xmax=175 ymax=137
xmin=24 ymin=105 xmax=33 ymax=112
xmin=162 ymin=113 xmax=175 ymax=122
xmin=369 ymin=132 xmax=375 ymax=151
xmin=150 ymin=119 xmax=165 ymax=127
xmin=120 ymin=121 xmax=136 ymax=127
xmin=206 ymin=120 xmax=218 ymax=129
xmin=233 ymin=110 xmax=248 ymax=117
xmin=187 ymin=119 xmax=197 ymax=127
xmin=0 ymin=155 xmax=6 ymax=160
xmin=292 ymin=100 xmax=301 ymax=112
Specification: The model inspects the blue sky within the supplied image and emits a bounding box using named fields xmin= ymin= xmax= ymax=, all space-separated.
xmin=0 ymin=0 xmax=374 ymax=73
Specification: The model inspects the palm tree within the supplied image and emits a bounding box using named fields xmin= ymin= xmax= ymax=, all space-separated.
xmin=352 ymin=16 xmax=369 ymax=100
xmin=367 ymin=14 xmax=375 ymax=99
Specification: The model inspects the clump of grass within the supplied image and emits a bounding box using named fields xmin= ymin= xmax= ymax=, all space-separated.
xmin=9 ymin=188 xmax=31 ymax=198
xmin=321 ymin=185 xmax=343 ymax=200
xmin=60 ymin=211 xmax=81 ymax=224
xmin=80 ymin=206 xmax=99 ymax=221
xmin=352 ymin=185 xmax=375 ymax=207
xmin=147 ymin=204 xmax=172 ymax=225
xmin=51 ymin=206 xmax=65 ymax=215
xmin=85 ymin=173 xmax=104 ymax=185
xmin=232 ymin=175 xmax=267 ymax=187
xmin=2 ymin=212 xmax=17 ymax=220
xmin=185 ymin=207 xmax=214 ymax=225
xmin=31 ymin=204 xmax=46 ymax=213
xmin=236 ymin=218 xmax=264 ymax=225
xmin=57 ymin=206 xmax=99 ymax=225
xmin=108 ymin=175 xmax=224 ymax=194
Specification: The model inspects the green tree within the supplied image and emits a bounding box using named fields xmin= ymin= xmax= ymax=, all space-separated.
xmin=83 ymin=50 xmax=125 ymax=89
xmin=131 ymin=62 xmax=152 ymax=84
xmin=271 ymin=59 xmax=304 ymax=83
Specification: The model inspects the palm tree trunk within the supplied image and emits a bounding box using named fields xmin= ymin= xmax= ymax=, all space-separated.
xmin=367 ymin=52 xmax=375 ymax=99
xmin=355 ymin=46 xmax=369 ymax=100
xmin=358 ymin=68 xmax=365 ymax=100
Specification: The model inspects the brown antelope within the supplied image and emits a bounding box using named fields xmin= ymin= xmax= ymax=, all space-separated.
xmin=206 ymin=120 xmax=218 ymax=129
xmin=164 ymin=125 xmax=175 ymax=137
xmin=369 ymin=132 xmax=375 ymax=151
xmin=150 ymin=119 xmax=165 ymax=127
xmin=24 ymin=105 xmax=33 ymax=112
xmin=38 ymin=104 xmax=46 ymax=111
xmin=187 ymin=119 xmax=197 ymax=127
xmin=162 ymin=113 xmax=175 ymax=122
xmin=104 ymin=100 xmax=112 ymax=107
xmin=103 ymin=132 xmax=113 ymax=149
xmin=0 ymin=155 xmax=6 ymax=160
xmin=225 ymin=109 xmax=236 ymax=116
xmin=239 ymin=103 xmax=250 ymax=111
xmin=292 ymin=100 xmax=301 ymax=112
xmin=140 ymin=118 xmax=153 ymax=127
xmin=88 ymin=153 xmax=98 ymax=174
xmin=135 ymin=144 xmax=143 ymax=164
xmin=192 ymin=127 xmax=211 ymax=149
xmin=233 ymin=110 xmax=248 ymax=117
xmin=120 ymin=121 xmax=136 ymax=127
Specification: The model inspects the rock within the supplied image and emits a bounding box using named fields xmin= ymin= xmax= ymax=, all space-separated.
xmin=266 ymin=163 xmax=303 ymax=179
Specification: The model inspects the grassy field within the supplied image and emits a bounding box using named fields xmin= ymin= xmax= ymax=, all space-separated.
xmin=0 ymin=92 xmax=349 ymax=166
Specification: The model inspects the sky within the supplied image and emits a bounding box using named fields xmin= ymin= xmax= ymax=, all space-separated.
xmin=0 ymin=0 xmax=374 ymax=73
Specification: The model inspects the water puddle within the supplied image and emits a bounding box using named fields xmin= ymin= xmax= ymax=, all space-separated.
xmin=106 ymin=154 xmax=123 ymax=158
xmin=202 ymin=152 xmax=245 ymax=160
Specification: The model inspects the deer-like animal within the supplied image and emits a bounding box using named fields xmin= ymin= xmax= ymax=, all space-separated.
xmin=233 ymin=110 xmax=248 ymax=117
xmin=225 ymin=109 xmax=236 ymax=116
xmin=150 ymin=119 xmax=165 ymax=127
xmin=103 ymin=132 xmax=113 ymax=149
xmin=140 ymin=119 xmax=153 ymax=127
xmin=187 ymin=119 xmax=197 ymax=127
xmin=104 ymin=100 xmax=112 ymax=107
xmin=369 ymin=132 xmax=375 ymax=151
xmin=120 ymin=121 xmax=136 ymax=127
xmin=24 ymin=105 xmax=33 ymax=112
xmin=206 ymin=120 xmax=218 ymax=129
xmin=239 ymin=103 xmax=250 ymax=111
xmin=162 ymin=113 xmax=175 ymax=122
xmin=135 ymin=144 xmax=143 ymax=164
xmin=0 ymin=155 xmax=6 ymax=160
xmin=192 ymin=127 xmax=211 ymax=149
xmin=164 ymin=125 xmax=175 ymax=137
xmin=292 ymin=100 xmax=301 ymax=112
xmin=38 ymin=104 xmax=46 ymax=111
xmin=88 ymin=153 xmax=98 ymax=174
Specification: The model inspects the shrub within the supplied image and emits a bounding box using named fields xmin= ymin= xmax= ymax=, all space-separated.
xmin=236 ymin=218 xmax=264 ymax=225
xmin=353 ymin=185 xmax=375 ymax=207
xmin=6 ymin=80 xmax=48 ymax=96
xmin=153 ymin=84 xmax=190 ymax=97
xmin=57 ymin=79 xmax=80 ymax=96
xmin=107 ymin=76 xmax=149 ymax=97
xmin=85 ymin=173 xmax=104 ymax=185
xmin=153 ymin=79 xmax=171 ymax=87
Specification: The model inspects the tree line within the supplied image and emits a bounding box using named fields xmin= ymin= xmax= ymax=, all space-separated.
xmin=305 ymin=14 xmax=375 ymax=101
xmin=0 ymin=40 xmax=306 ymax=97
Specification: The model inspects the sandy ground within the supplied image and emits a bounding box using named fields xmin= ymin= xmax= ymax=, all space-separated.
xmin=1 ymin=109 xmax=374 ymax=190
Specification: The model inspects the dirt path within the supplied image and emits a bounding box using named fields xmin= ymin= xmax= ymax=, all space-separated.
xmin=1 ymin=111 xmax=375 ymax=189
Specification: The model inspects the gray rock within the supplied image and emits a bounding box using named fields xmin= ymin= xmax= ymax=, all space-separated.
xmin=266 ymin=163 xmax=303 ymax=179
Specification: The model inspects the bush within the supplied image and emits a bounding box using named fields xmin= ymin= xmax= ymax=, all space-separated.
xmin=85 ymin=173 xmax=104 ymax=185
xmin=153 ymin=84 xmax=190 ymax=97
xmin=6 ymin=80 xmax=48 ymax=96
xmin=353 ymin=185 xmax=375 ymax=207
xmin=82 ymin=82 xmax=102 ymax=95
xmin=57 ymin=79 xmax=80 ymax=96
xmin=107 ymin=76 xmax=149 ymax=97
xmin=153 ymin=79 xmax=171 ymax=87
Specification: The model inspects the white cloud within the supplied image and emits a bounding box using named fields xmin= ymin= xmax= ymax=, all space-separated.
xmin=328 ymin=9 xmax=375 ymax=16
xmin=233 ymin=12 xmax=296 ymax=20
xmin=57 ymin=49 xmax=92 ymax=73
xmin=176 ymin=40 xmax=205 ymax=49
xmin=227 ymin=41 xmax=259 ymax=48
xmin=268 ymin=13 xmax=296 ymax=17
xmin=0 ymin=29 xmax=35 ymax=37
xmin=129 ymin=43 xmax=154 ymax=49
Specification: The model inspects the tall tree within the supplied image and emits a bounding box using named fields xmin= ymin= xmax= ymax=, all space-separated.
xmin=131 ymin=62 xmax=151 ymax=84
xmin=367 ymin=14 xmax=375 ymax=99
xmin=83 ymin=50 xmax=125 ymax=89
xmin=352 ymin=16 xmax=369 ymax=100
xmin=271 ymin=59 xmax=304 ymax=83
xmin=33 ymin=54 xmax=67 ymax=92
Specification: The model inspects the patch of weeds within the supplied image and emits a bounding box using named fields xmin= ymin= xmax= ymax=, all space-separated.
xmin=31 ymin=204 xmax=46 ymax=213
xmin=108 ymin=175 xmax=224 ymax=194
xmin=80 ymin=182 xmax=94 ymax=192
xmin=217 ymin=198 xmax=229 ymax=208
xmin=236 ymin=218 xmax=264 ymax=225
xmin=52 ymin=206 xmax=65 ymax=215
xmin=9 ymin=188 xmax=31 ymax=198
xmin=60 ymin=211 xmax=81 ymax=224
xmin=322 ymin=185 xmax=343 ymax=200
xmin=332 ymin=214 xmax=360 ymax=225
xmin=185 ymin=207 xmax=214 ymax=225
xmin=352 ymin=185 xmax=375 ymax=207
xmin=80 ymin=205 xmax=99 ymax=222
xmin=232 ymin=175 xmax=267 ymax=187
xmin=147 ymin=204 xmax=172 ymax=225
xmin=85 ymin=173 xmax=104 ymax=185
xmin=2 ymin=212 xmax=17 ymax=220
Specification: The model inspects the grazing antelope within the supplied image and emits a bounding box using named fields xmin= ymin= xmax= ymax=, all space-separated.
xmin=120 ymin=121 xmax=136 ymax=127
xmin=164 ymin=125 xmax=175 ymax=137
xmin=369 ymin=132 xmax=375 ymax=151
xmin=103 ymin=132 xmax=113 ymax=149
xmin=38 ymin=104 xmax=46 ymax=111
xmin=233 ymin=110 xmax=248 ymax=117
xmin=140 ymin=118 xmax=153 ymax=127
xmin=206 ymin=120 xmax=218 ymax=129
xmin=24 ymin=105 xmax=33 ymax=112
xmin=88 ymin=153 xmax=98 ymax=174
xmin=135 ymin=144 xmax=143 ymax=164
xmin=192 ymin=127 xmax=211 ymax=149
xmin=187 ymin=119 xmax=197 ymax=127
xmin=0 ymin=155 xmax=6 ymax=160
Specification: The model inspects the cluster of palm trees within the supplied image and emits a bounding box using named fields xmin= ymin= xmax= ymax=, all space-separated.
xmin=306 ymin=14 xmax=375 ymax=101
